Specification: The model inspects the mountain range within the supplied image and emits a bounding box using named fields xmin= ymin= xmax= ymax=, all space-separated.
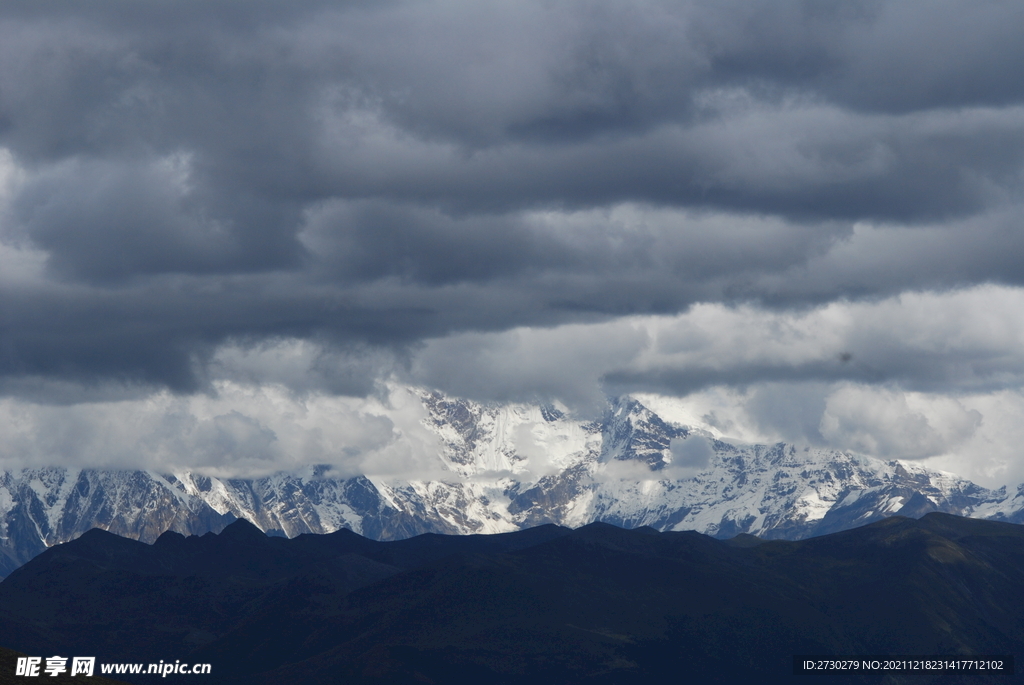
xmin=2 ymin=390 xmax=1023 ymax=578
xmin=1 ymin=513 xmax=1021 ymax=684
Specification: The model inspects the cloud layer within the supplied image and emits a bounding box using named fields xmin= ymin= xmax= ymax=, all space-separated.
xmin=0 ymin=1 xmax=1023 ymax=483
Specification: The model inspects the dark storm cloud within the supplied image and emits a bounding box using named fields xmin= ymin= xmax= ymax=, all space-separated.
xmin=9 ymin=156 xmax=305 ymax=282
xmin=688 ymin=0 xmax=1024 ymax=114
xmin=301 ymin=201 xmax=561 ymax=286
xmin=0 ymin=275 xmax=435 ymax=394
xmin=300 ymin=202 xmax=847 ymax=289
xmin=0 ymin=0 xmax=1023 ymax=397
xmin=3 ymin=0 xmax=1022 ymax=215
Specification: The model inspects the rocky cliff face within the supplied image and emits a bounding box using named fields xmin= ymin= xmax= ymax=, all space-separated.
xmin=0 ymin=391 xmax=1016 ymax=577
xmin=0 ymin=469 xmax=233 ymax=577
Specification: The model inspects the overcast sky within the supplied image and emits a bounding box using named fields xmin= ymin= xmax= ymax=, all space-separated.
xmin=1 ymin=0 xmax=1024 ymax=487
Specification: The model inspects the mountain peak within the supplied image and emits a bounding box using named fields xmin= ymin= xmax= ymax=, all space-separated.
xmin=218 ymin=518 xmax=267 ymax=542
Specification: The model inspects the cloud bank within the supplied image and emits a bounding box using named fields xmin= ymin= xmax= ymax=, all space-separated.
xmin=0 ymin=0 xmax=1022 ymax=484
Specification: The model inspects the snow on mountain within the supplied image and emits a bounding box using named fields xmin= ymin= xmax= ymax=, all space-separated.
xmin=0 ymin=389 xmax=1018 ymax=577
xmin=0 ymin=468 xmax=232 ymax=577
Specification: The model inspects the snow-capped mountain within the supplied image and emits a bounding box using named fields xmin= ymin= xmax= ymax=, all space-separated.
xmin=1 ymin=390 xmax=1020 ymax=578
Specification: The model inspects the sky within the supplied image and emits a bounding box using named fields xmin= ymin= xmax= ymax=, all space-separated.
xmin=1 ymin=0 xmax=1024 ymax=487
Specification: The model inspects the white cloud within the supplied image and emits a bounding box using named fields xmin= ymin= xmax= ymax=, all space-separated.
xmin=409 ymin=284 xmax=1024 ymax=405
xmin=819 ymin=385 xmax=982 ymax=460
xmin=0 ymin=382 xmax=449 ymax=480
xmin=921 ymin=390 xmax=1024 ymax=489
xmin=408 ymin=319 xmax=651 ymax=414
xmin=3 ymin=284 xmax=1024 ymax=488
xmin=666 ymin=434 xmax=715 ymax=478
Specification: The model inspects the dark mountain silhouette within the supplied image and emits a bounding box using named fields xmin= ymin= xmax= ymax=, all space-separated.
xmin=1 ymin=515 xmax=1021 ymax=684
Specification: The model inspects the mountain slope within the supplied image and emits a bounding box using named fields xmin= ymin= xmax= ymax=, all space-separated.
xmin=1 ymin=515 xmax=1021 ymax=684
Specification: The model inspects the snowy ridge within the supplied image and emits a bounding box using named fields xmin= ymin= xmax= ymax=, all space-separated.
xmin=0 ymin=391 xmax=1019 ymax=577
xmin=0 ymin=468 xmax=233 ymax=576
